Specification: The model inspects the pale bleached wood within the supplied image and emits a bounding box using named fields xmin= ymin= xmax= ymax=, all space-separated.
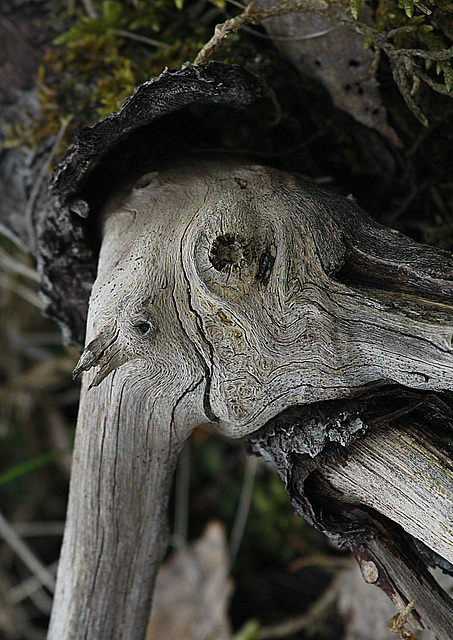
xmin=47 ymin=166 xmax=210 ymax=639
xmin=322 ymin=418 xmax=453 ymax=638
xmin=47 ymin=369 xmax=201 ymax=640
xmin=177 ymin=158 xmax=453 ymax=437
xmin=322 ymin=423 xmax=453 ymax=564
xmin=48 ymin=157 xmax=453 ymax=639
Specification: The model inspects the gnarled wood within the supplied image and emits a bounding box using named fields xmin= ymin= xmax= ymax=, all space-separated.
xmin=48 ymin=157 xmax=453 ymax=639
xmin=176 ymin=157 xmax=453 ymax=437
xmin=47 ymin=170 xmax=210 ymax=639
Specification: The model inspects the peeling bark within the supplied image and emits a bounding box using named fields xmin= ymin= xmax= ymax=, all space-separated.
xmin=248 ymin=390 xmax=453 ymax=638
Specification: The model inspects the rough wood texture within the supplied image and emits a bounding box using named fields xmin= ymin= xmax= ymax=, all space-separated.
xmin=323 ymin=421 xmax=453 ymax=563
xmin=353 ymin=533 xmax=453 ymax=640
xmin=184 ymin=161 xmax=453 ymax=437
xmin=37 ymin=63 xmax=264 ymax=345
xmin=47 ymin=171 xmax=210 ymax=639
xmin=249 ymin=390 xmax=453 ymax=638
xmin=48 ymin=157 xmax=453 ymax=639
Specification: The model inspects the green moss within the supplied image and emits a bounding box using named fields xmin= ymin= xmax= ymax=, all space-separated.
xmin=374 ymin=0 xmax=453 ymax=103
xmin=8 ymin=0 xmax=452 ymax=169
xmin=8 ymin=0 xmax=221 ymax=156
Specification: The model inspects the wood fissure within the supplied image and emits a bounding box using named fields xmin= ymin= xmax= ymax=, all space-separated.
xmin=47 ymin=169 xmax=212 ymax=639
xmin=249 ymin=390 xmax=453 ymax=638
xmin=48 ymin=157 xmax=453 ymax=639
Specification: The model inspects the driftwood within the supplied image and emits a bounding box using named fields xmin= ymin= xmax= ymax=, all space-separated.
xmin=46 ymin=155 xmax=453 ymax=639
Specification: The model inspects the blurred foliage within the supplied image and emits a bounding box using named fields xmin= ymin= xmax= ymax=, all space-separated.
xmin=184 ymin=428 xmax=337 ymax=631
xmin=0 ymin=451 xmax=70 ymax=490
xmin=188 ymin=429 xmax=314 ymax=564
xmin=5 ymin=0 xmax=453 ymax=159
xmin=0 ymin=238 xmax=77 ymax=635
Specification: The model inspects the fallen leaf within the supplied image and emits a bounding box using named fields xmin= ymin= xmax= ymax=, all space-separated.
xmin=146 ymin=522 xmax=233 ymax=640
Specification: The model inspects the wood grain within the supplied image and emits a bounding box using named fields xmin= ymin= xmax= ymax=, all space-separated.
xmin=322 ymin=423 xmax=453 ymax=563
xmin=48 ymin=158 xmax=453 ymax=639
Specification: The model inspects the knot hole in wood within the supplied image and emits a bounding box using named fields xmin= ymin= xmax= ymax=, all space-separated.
xmin=209 ymin=233 xmax=255 ymax=273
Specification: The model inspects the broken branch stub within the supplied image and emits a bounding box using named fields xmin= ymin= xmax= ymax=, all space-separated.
xmin=248 ymin=390 xmax=453 ymax=639
xmin=48 ymin=154 xmax=453 ymax=639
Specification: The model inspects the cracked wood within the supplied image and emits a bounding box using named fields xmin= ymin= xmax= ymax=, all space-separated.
xmin=48 ymin=157 xmax=453 ymax=639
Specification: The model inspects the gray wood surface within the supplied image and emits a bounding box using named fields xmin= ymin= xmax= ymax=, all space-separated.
xmin=323 ymin=422 xmax=453 ymax=563
xmin=48 ymin=158 xmax=453 ymax=638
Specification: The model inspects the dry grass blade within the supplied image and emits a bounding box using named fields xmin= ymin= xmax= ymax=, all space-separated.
xmin=0 ymin=246 xmax=39 ymax=282
xmin=110 ymin=29 xmax=169 ymax=48
xmin=253 ymin=574 xmax=338 ymax=639
xmin=194 ymin=0 xmax=329 ymax=64
xmin=229 ymin=454 xmax=258 ymax=567
xmin=80 ymin=0 xmax=97 ymax=19
xmin=8 ymin=562 xmax=58 ymax=606
xmin=0 ymin=273 xmax=44 ymax=310
xmin=0 ymin=511 xmax=55 ymax=594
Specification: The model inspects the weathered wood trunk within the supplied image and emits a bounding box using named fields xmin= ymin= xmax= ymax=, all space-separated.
xmin=47 ymin=157 xmax=453 ymax=639
xmin=2 ymin=5 xmax=450 ymax=631
xmin=47 ymin=373 xmax=199 ymax=639
xmin=47 ymin=168 xmax=210 ymax=639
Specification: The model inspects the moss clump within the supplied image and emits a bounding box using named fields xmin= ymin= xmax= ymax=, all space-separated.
xmin=374 ymin=0 xmax=453 ymax=90
xmin=7 ymin=0 xmax=220 ymax=154
xmin=341 ymin=0 xmax=451 ymax=130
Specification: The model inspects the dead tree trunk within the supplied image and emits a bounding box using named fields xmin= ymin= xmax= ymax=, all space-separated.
xmin=2 ymin=27 xmax=451 ymax=635
xmin=46 ymin=168 xmax=210 ymax=639
xmin=46 ymin=155 xmax=453 ymax=639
